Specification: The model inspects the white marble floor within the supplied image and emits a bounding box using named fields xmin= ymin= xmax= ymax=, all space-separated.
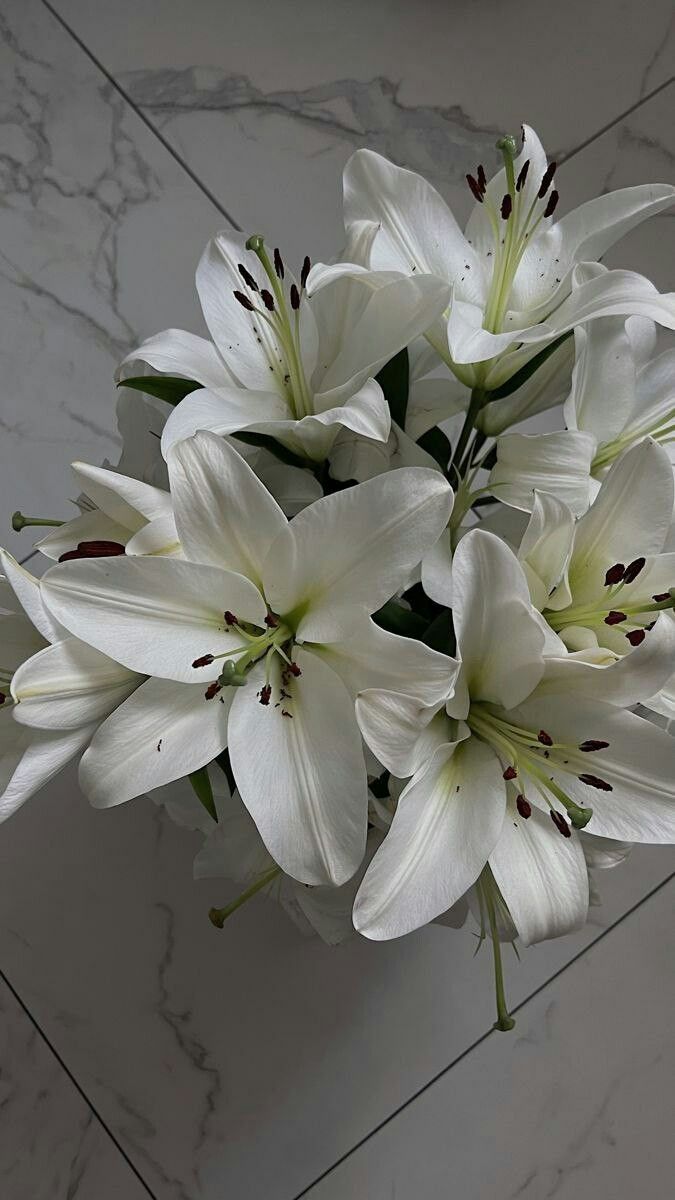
xmin=0 ymin=1 xmax=673 ymax=1196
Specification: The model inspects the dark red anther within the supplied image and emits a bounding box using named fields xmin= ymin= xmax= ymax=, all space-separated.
xmin=538 ymin=161 xmax=557 ymax=198
xmin=579 ymin=740 xmax=610 ymax=752
xmin=543 ymin=189 xmax=559 ymax=219
xmin=503 ymin=765 xmax=518 ymax=780
xmin=550 ymin=810 xmax=571 ymax=837
xmin=300 ymin=256 xmax=311 ymax=288
xmin=234 ymin=290 xmax=255 ymax=311
xmin=192 ymin=654 xmax=215 ymax=668
xmin=538 ymin=729 xmax=553 ymax=747
xmin=290 ymin=283 xmax=300 ymax=310
xmin=516 ymin=160 xmax=530 ymax=192
xmin=273 ymin=248 xmax=284 ymax=279
xmin=623 ymin=557 xmax=646 ymax=584
xmin=501 ymin=193 xmax=512 ymax=220
xmin=466 ymin=174 xmax=483 ymax=203
xmin=626 ymin=628 xmax=646 ymax=646
xmin=288 ymin=662 xmax=302 ymax=677
xmin=238 ymin=263 xmax=259 ymax=291
xmin=204 ymin=682 xmax=222 ymax=701
xmin=578 ymin=773 xmax=613 ymax=791
xmin=653 ymin=592 xmax=671 ymax=603
xmin=605 ymin=610 xmax=627 ymax=626
xmin=477 ymin=164 xmax=487 ymax=191
xmin=604 ymin=563 xmax=626 ymax=586
xmin=260 ymin=289 xmax=275 ymax=311
xmin=58 ymin=540 xmax=126 ymax=562
xmin=259 ymin=684 xmax=272 ymax=706
xmin=224 ymin=611 xmax=238 ymax=626
xmin=264 ymin=612 xmax=278 ymax=628
xmin=516 ymin=794 xmax=532 ymax=819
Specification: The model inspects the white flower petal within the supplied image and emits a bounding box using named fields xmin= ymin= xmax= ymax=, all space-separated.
xmin=11 ymin=638 xmax=139 ymax=729
xmin=263 ymin=468 xmax=453 ymax=643
xmin=0 ymin=715 xmax=96 ymax=822
xmin=168 ymin=432 xmax=286 ymax=585
xmin=313 ymin=616 xmax=458 ymax=705
xmin=512 ymin=695 xmax=675 ymax=843
xmin=356 ymin=688 xmax=453 ymax=778
xmin=538 ymin=614 xmax=675 ymax=708
xmin=421 ymin=528 xmax=454 ymax=607
xmin=555 ymin=183 xmax=675 ymax=268
xmin=228 ymin=648 xmax=368 ymax=886
xmin=343 ymin=149 xmax=481 ymax=298
xmin=489 ymin=796 xmax=589 ymax=946
xmin=41 ymin=557 xmax=266 ymax=681
xmin=79 ymin=676 xmax=232 ymax=808
xmin=490 ymin=431 xmax=595 ymax=516
xmin=119 ymin=328 xmax=230 ymax=390
xmin=35 ymin=511 xmax=132 ymax=562
xmin=160 ymin=387 xmax=290 ymax=456
xmin=124 ymin=513 xmax=181 ymax=557
xmin=72 ymin=462 xmax=171 ymax=526
xmin=569 ymin=439 xmax=673 ymax=592
xmin=353 ymin=737 xmax=506 ymax=939
xmin=452 ymin=530 xmax=545 ymax=708
xmin=0 ymin=552 xmax=62 ymax=644
xmin=448 ymin=269 xmax=675 ymax=366
xmin=519 ymin=492 xmax=576 ymax=610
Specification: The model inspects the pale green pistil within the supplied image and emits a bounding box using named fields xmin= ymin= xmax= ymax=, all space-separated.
xmin=234 ymin=234 xmax=314 ymax=421
xmin=470 ymin=135 xmax=559 ymax=336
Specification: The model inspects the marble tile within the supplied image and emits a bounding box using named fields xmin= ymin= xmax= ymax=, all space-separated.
xmin=0 ymin=973 xmax=152 ymax=1199
xmin=563 ymin=82 xmax=675 ymax=291
xmin=0 ymin=0 xmax=231 ymax=560
xmin=0 ymin=760 xmax=673 ymax=1200
xmin=50 ymin=0 xmax=675 ymax=265
xmin=306 ymin=877 xmax=675 ymax=1200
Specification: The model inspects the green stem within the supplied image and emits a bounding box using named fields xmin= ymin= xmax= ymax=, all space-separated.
xmin=484 ymin=880 xmax=515 ymax=1032
xmin=209 ymin=866 xmax=281 ymax=928
xmin=449 ymin=388 xmax=486 ymax=479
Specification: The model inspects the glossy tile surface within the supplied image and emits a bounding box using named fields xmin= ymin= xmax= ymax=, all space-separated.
xmin=306 ymin=878 xmax=675 ymax=1200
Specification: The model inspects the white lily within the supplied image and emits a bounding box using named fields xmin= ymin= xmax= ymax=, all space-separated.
xmin=155 ymin=768 xmax=386 ymax=945
xmin=40 ymin=432 xmax=454 ymax=886
xmin=335 ymin=128 xmax=675 ymax=391
xmin=0 ymin=554 xmax=140 ymax=821
xmin=519 ymin=440 xmax=675 ymax=660
xmin=353 ymin=528 xmax=675 ymax=1026
xmin=487 ymin=268 xmax=675 ymax=512
xmin=120 ymin=231 xmax=450 ymax=463
xmin=34 ymin=461 xmax=180 ymax=562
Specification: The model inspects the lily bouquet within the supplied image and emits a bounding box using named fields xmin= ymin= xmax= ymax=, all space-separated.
xmin=4 ymin=127 xmax=675 ymax=1031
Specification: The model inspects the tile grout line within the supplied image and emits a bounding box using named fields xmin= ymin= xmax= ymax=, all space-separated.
xmin=0 ymin=965 xmax=160 ymax=1199
xmin=561 ymin=76 xmax=674 ymax=163
xmin=291 ymin=869 xmax=674 ymax=1199
xmin=39 ymin=0 xmax=243 ymax=231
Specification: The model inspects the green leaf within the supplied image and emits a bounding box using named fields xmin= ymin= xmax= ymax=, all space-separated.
xmin=119 ymin=375 xmax=201 ymax=407
xmin=375 ymin=347 xmax=409 ymax=429
xmin=232 ymin=431 xmax=309 ymax=470
xmin=487 ymin=332 xmax=572 ymax=402
xmin=373 ymin=599 xmax=427 ymax=639
xmin=417 ymin=426 xmax=452 ymax=470
xmin=422 ymin=609 xmax=455 ymax=655
xmin=188 ymin=766 xmax=217 ymax=822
